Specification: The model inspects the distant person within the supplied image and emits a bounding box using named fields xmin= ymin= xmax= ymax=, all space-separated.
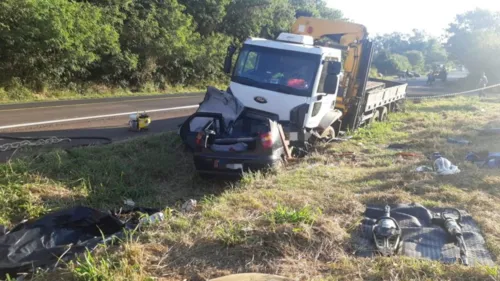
xmin=427 ymin=72 xmax=435 ymax=85
xmin=440 ymin=67 xmax=448 ymax=82
xmin=478 ymin=72 xmax=488 ymax=97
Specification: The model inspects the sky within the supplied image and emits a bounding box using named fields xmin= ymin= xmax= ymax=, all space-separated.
xmin=327 ymin=0 xmax=500 ymax=37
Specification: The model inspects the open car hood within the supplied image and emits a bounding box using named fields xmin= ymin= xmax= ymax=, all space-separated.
xmin=189 ymin=86 xmax=244 ymax=133
xmin=179 ymin=87 xmax=245 ymax=150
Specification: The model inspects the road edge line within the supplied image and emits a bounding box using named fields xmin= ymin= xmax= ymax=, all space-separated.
xmin=0 ymin=105 xmax=199 ymax=130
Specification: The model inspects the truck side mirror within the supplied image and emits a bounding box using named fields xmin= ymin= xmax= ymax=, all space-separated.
xmin=224 ymin=45 xmax=237 ymax=74
xmin=328 ymin=61 xmax=342 ymax=75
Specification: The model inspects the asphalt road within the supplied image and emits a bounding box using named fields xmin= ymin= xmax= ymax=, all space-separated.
xmin=0 ymin=93 xmax=204 ymax=161
xmin=0 ymin=71 xmax=468 ymax=161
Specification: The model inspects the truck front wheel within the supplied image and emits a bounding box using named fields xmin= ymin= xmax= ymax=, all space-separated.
xmin=320 ymin=126 xmax=336 ymax=139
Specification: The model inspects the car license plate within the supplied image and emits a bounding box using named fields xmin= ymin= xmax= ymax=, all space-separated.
xmin=226 ymin=163 xmax=243 ymax=170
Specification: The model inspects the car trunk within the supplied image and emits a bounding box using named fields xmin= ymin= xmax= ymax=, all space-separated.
xmin=205 ymin=110 xmax=276 ymax=154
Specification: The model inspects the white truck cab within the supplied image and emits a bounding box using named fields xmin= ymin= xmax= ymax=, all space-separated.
xmin=226 ymin=33 xmax=343 ymax=141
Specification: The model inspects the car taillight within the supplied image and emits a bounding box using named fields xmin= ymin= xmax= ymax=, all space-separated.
xmin=260 ymin=132 xmax=274 ymax=149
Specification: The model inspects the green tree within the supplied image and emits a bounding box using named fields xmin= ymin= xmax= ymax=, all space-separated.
xmin=259 ymin=0 xmax=296 ymax=39
xmin=447 ymin=9 xmax=500 ymax=81
xmin=373 ymin=51 xmax=412 ymax=75
xmin=373 ymin=30 xmax=447 ymax=70
xmin=316 ymin=1 xmax=343 ymax=20
xmin=0 ymin=0 xmax=120 ymax=89
xmin=220 ymin=0 xmax=273 ymax=42
xmin=405 ymin=50 xmax=425 ymax=72
xmin=177 ymin=0 xmax=231 ymax=36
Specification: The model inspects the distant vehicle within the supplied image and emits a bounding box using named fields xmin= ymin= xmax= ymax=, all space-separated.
xmin=397 ymin=71 xmax=420 ymax=79
xmin=436 ymin=68 xmax=448 ymax=82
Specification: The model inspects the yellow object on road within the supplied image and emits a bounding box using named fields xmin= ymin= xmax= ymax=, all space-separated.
xmin=128 ymin=112 xmax=151 ymax=132
xmin=210 ymin=273 xmax=291 ymax=281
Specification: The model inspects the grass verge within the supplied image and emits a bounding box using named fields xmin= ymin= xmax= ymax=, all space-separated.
xmin=2 ymin=96 xmax=500 ymax=280
xmin=0 ymin=81 xmax=227 ymax=104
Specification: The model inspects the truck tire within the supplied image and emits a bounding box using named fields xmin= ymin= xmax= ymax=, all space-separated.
xmin=370 ymin=110 xmax=380 ymax=124
xmin=389 ymin=102 xmax=395 ymax=113
xmin=320 ymin=126 xmax=336 ymax=139
xmin=379 ymin=106 xmax=388 ymax=122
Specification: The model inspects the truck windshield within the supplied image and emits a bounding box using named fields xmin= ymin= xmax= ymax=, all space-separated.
xmin=232 ymin=45 xmax=321 ymax=97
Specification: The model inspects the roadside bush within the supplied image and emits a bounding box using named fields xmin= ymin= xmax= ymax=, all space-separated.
xmin=3 ymin=78 xmax=34 ymax=101
xmin=0 ymin=0 xmax=120 ymax=88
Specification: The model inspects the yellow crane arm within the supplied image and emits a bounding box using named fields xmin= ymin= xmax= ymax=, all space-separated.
xmin=291 ymin=17 xmax=368 ymax=46
xmin=291 ymin=17 xmax=372 ymax=117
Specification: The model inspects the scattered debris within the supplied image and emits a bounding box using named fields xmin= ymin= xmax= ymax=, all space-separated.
xmin=447 ymin=137 xmax=471 ymax=145
xmin=415 ymin=153 xmax=460 ymax=174
xmin=416 ymin=166 xmax=433 ymax=172
xmin=124 ymin=199 xmax=136 ymax=207
xmin=138 ymin=212 xmax=165 ymax=226
xmin=357 ymin=204 xmax=493 ymax=265
xmin=465 ymin=152 xmax=481 ymax=162
xmin=466 ymin=151 xmax=500 ymax=168
xmin=433 ymin=152 xmax=460 ymax=175
xmin=182 ymin=199 xmax=197 ymax=213
xmin=432 ymin=208 xmax=469 ymax=265
xmin=372 ymin=205 xmax=401 ymax=256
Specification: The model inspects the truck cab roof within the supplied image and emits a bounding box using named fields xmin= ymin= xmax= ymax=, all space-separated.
xmin=244 ymin=34 xmax=342 ymax=58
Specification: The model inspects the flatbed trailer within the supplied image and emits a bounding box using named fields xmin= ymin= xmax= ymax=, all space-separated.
xmin=360 ymin=78 xmax=408 ymax=124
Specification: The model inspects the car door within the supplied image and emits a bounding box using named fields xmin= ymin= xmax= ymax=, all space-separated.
xmin=179 ymin=112 xmax=225 ymax=151
xmin=304 ymin=57 xmax=342 ymax=129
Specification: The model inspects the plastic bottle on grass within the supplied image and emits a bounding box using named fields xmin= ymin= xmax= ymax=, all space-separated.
xmin=138 ymin=212 xmax=164 ymax=226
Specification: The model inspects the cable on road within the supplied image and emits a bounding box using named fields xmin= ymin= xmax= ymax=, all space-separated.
xmin=0 ymin=135 xmax=113 ymax=152
xmin=407 ymin=83 xmax=500 ymax=100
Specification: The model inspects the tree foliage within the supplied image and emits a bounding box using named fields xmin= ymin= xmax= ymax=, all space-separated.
xmin=373 ymin=51 xmax=412 ymax=75
xmin=372 ymin=30 xmax=447 ymax=74
xmin=0 ymin=0 xmax=120 ymax=88
xmin=447 ymin=9 xmax=500 ymax=81
xmin=0 ymin=0 xmax=343 ymax=93
xmin=404 ymin=50 xmax=425 ymax=72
